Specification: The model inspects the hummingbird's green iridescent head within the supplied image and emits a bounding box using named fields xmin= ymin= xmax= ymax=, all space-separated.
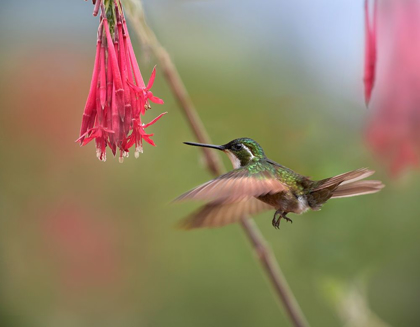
xmin=184 ymin=138 xmax=266 ymax=168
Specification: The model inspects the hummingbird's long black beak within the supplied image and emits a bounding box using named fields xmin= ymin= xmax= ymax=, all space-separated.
xmin=183 ymin=142 xmax=225 ymax=151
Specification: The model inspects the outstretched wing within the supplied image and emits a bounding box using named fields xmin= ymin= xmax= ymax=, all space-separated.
xmin=175 ymin=165 xmax=287 ymax=203
xmin=178 ymin=198 xmax=274 ymax=229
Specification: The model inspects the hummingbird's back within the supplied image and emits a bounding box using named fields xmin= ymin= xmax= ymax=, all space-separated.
xmin=266 ymin=159 xmax=312 ymax=194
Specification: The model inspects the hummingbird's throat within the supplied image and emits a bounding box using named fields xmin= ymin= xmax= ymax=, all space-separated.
xmin=225 ymin=150 xmax=242 ymax=169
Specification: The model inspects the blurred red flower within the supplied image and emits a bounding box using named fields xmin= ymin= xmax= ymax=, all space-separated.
xmin=43 ymin=201 xmax=122 ymax=293
xmin=363 ymin=0 xmax=377 ymax=106
xmin=365 ymin=0 xmax=420 ymax=175
xmin=78 ymin=0 xmax=166 ymax=162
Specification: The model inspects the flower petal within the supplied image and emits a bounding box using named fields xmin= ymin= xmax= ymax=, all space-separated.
xmin=82 ymin=129 xmax=100 ymax=146
xmin=143 ymin=112 xmax=167 ymax=128
xmin=149 ymin=95 xmax=164 ymax=104
xmin=146 ymin=66 xmax=157 ymax=90
xmin=126 ymin=79 xmax=143 ymax=93
xmin=142 ymin=134 xmax=156 ymax=146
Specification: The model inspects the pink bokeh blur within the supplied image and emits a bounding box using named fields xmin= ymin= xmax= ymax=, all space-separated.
xmin=366 ymin=0 xmax=420 ymax=175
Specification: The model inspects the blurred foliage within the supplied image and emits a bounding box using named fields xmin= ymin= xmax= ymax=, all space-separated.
xmin=0 ymin=1 xmax=419 ymax=327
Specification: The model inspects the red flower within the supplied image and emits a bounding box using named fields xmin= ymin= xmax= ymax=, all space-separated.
xmin=76 ymin=125 xmax=114 ymax=162
xmin=128 ymin=66 xmax=164 ymax=115
xmin=365 ymin=0 xmax=420 ymax=175
xmin=126 ymin=112 xmax=167 ymax=158
xmin=77 ymin=0 xmax=165 ymax=162
xmin=363 ymin=0 xmax=377 ymax=106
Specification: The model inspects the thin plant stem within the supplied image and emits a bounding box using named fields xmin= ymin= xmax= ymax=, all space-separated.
xmin=122 ymin=1 xmax=310 ymax=326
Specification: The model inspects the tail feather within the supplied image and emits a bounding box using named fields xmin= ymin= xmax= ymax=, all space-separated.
xmin=311 ymin=168 xmax=374 ymax=191
xmin=331 ymin=180 xmax=384 ymax=198
xmin=307 ymin=168 xmax=384 ymax=209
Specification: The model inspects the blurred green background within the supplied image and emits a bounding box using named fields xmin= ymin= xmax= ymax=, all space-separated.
xmin=0 ymin=1 xmax=419 ymax=326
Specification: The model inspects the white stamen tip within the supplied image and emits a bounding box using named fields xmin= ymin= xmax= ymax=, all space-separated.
xmin=96 ymin=149 xmax=106 ymax=162
xmin=136 ymin=145 xmax=144 ymax=155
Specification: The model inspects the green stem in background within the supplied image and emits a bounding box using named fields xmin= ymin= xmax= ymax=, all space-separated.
xmin=122 ymin=1 xmax=310 ymax=326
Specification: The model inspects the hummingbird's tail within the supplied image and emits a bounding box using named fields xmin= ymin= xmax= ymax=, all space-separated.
xmin=307 ymin=168 xmax=384 ymax=210
xmin=330 ymin=180 xmax=384 ymax=198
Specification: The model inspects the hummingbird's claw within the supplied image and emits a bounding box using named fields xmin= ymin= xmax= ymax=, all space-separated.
xmin=272 ymin=210 xmax=292 ymax=229
xmin=284 ymin=217 xmax=293 ymax=224
xmin=272 ymin=211 xmax=281 ymax=229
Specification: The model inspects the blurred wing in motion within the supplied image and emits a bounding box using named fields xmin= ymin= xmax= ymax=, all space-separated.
xmin=178 ymin=198 xmax=274 ymax=229
xmin=175 ymin=166 xmax=287 ymax=203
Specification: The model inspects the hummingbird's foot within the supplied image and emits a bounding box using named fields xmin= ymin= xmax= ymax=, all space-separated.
xmin=272 ymin=211 xmax=292 ymax=229
xmin=272 ymin=212 xmax=281 ymax=229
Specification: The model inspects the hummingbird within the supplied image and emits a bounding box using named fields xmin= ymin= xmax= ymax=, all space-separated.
xmin=176 ymin=138 xmax=384 ymax=229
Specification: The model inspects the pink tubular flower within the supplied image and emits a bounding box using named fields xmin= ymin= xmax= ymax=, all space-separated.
xmin=363 ymin=0 xmax=377 ymax=106
xmin=78 ymin=0 xmax=166 ymax=162
xmin=125 ymin=112 xmax=166 ymax=158
xmin=365 ymin=0 xmax=420 ymax=176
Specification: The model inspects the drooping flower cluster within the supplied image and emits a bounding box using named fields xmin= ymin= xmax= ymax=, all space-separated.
xmin=77 ymin=0 xmax=166 ymax=162
xmin=364 ymin=0 xmax=420 ymax=175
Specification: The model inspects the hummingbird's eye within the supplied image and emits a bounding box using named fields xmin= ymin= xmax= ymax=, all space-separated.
xmin=233 ymin=143 xmax=243 ymax=151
